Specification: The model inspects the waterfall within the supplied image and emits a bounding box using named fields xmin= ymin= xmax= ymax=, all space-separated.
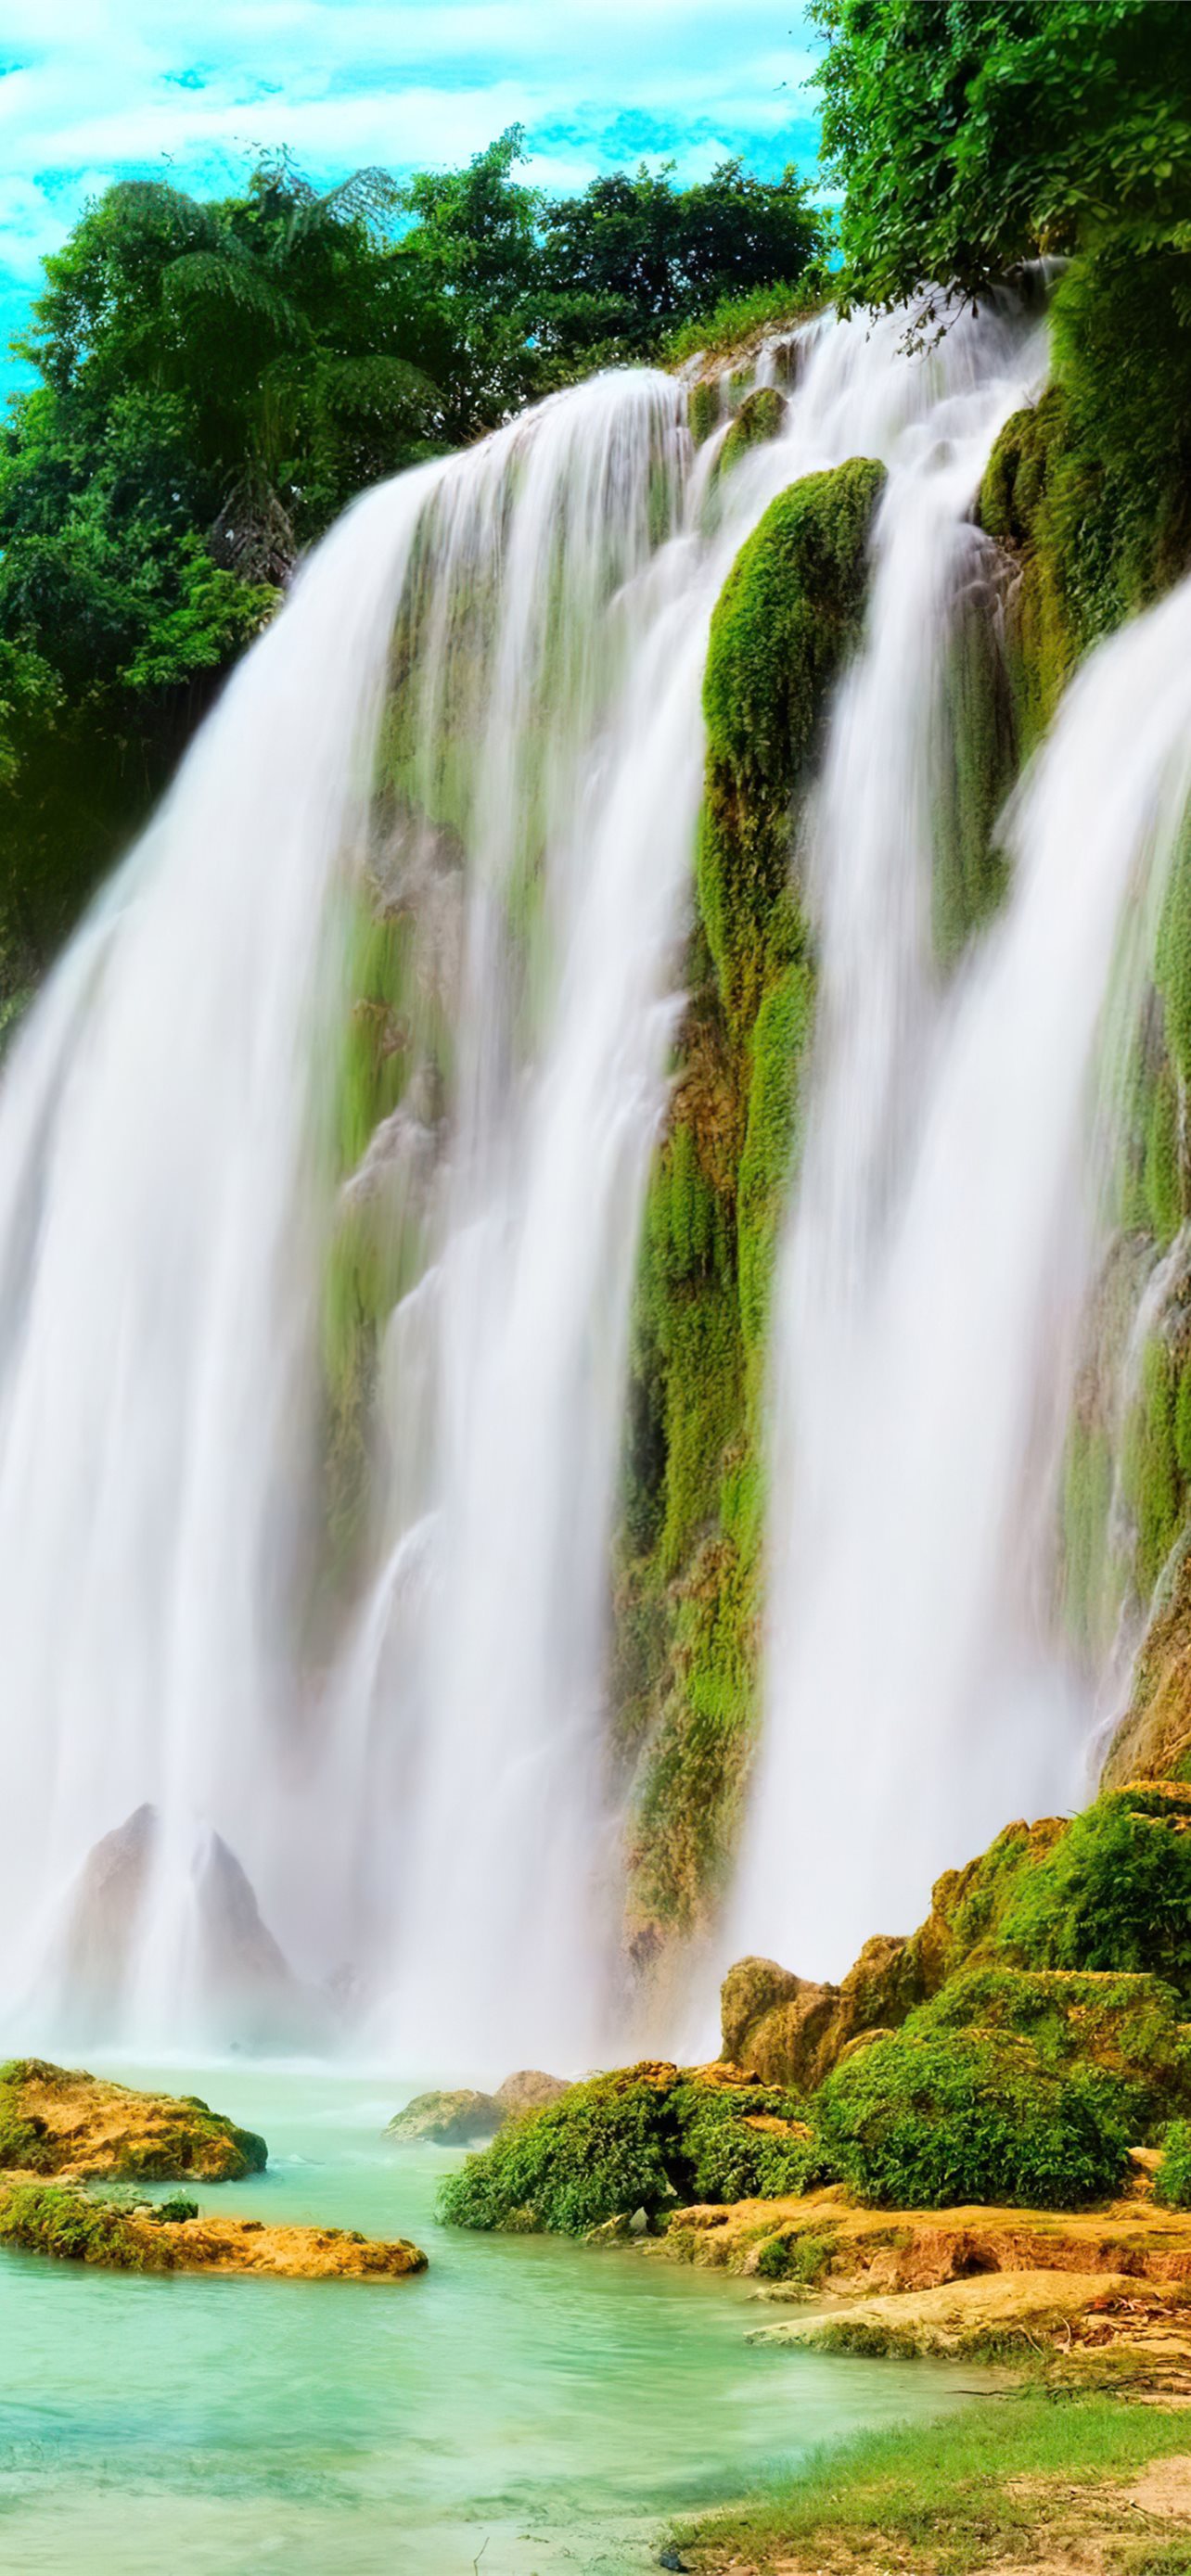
xmin=4 ymin=277 xmax=1188 ymax=2063
xmin=739 ymin=517 xmax=1191 ymax=1981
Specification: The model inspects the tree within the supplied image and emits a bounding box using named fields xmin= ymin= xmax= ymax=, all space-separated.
xmin=538 ymin=159 xmax=826 ymax=356
xmin=812 ymin=0 xmax=1191 ymax=318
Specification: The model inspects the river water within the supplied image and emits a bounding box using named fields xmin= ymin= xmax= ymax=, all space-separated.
xmin=0 ymin=2063 xmax=970 ymax=2574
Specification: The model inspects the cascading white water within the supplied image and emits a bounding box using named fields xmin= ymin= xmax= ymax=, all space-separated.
xmin=740 ymin=494 xmax=1191 ymax=1978
xmin=5 ymin=271 xmax=1188 ymax=2065
xmin=0 ymin=467 xmax=447 ymax=2042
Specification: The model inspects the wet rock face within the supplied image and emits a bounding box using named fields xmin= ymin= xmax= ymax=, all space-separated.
xmin=57 ymin=1804 xmax=328 ymax=2051
xmin=721 ymin=1937 xmax=935 ymax=2093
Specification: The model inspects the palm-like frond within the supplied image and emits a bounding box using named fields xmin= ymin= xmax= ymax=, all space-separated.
xmin=314 ymin=354 xmax=438 ymax=418
xmin=295 ymin=168 xmax=403 ymax=246
xmin=162 ymin=252 xmax=309 ymax=343
xmin=105 ymin=180 xmax=218 ymax=247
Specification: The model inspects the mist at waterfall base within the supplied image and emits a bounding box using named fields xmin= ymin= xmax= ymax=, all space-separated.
xmin=1 ymin=291 xmax=1189 ymax=2072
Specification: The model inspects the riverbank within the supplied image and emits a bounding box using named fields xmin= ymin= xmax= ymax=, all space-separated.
xmin=0 ymin=2060 xmax=974 ymax=2575
xmin=680 ymin=2389 xmax=1191 ymax=2574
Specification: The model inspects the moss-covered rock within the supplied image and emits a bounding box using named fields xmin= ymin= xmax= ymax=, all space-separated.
xmin=0 ymin=2060 xmax=267 ymax=2182
xmin=437 ymin=2062 xmax=813 ymax=2237
xmin=0 ymin=2179 xmax=426 ymax=2277
xmin=386 ymin=2088 xmax=505 ymax=2145
xmin=617 ymin=457 xmax=885 ymax=1961
xmin=907 ymin=1966 xmax=1191 ymax=2133
xmin=714 ymin=386 xmax=788 ymax=485
xmin=700 ymin=457 xmax=884 ymax=1032
xmin=993 ymin=1788 xmax=1191 ymax=2001
xmin=813 ymin=2028 xmax=1132 ymax=2212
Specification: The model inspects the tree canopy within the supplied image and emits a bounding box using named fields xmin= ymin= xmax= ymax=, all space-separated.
xmin=812 ymin=0 xmax=1191 ymax=316
xmin=0 ymin=136 xmax=825 ymax=970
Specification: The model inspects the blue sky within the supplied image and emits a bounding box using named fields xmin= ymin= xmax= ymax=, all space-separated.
xmin=0 ymin=1 xmax=823 ymax=402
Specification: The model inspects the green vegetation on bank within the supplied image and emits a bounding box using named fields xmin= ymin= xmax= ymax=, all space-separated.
xmin=444 ymin=1779 xmax=1191 ymax=2233
xmin=682 ymin=2392 xmax=1191 ymax=2576
xmin=813 ymin=2029 xmax=1132 ymax=2211
xmin=436 ymin=2066 xmax=813 ymax=2236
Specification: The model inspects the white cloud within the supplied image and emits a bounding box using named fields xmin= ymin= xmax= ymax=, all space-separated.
xmin=0 ymin=0 xmax=823 ymax=386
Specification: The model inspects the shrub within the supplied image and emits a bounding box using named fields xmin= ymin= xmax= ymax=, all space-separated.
xmin=0 ymin=2182 xmax=164 ymax=2269
xmin=153 ymin=2193 xmax=199 ymax=2224
xmin=907 ymin=1966 xmax=1191 ymax=2135
xmin=813 ymin=2029 xmax=1132 ymax=2211
xmin=755 ymin=2227 xmax=835 ymax=2285
xmin=1155 ymin=2121 xmax=1191 ymax=2210
xmin=996 ymin=1794 xmax=1191 ymax=1999
xmin=437 ymin=2066 xmax=813 ymax=2236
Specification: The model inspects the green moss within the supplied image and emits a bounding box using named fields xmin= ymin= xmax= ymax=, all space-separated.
xmin=1123 ymin=1340 xmax=1185 ymax=1597
xmin=754 ymin=2226 xmax=835 ymax=2286
xmin=736 ymin=959 xmax=813 ymax=1357
xmin=716 ymin=386 xmax=788 ymax=483
xmin=996 ymin=1789 xmax=1191 ymax=1999
xmin=687 ymin=380 xmax=721 ymax=448
xmin=813 ymin=2027 xmax=1132 ymax=2211
xmin=0 ymin=2182 xmax=162 ymax=2269
xmin=907 ymin=1964 xmax=1191 ymax=2134
xmin=930 ymin=580 xmax=1014 ymax=967
xmin=1061 ymin=1419 xmax=1115 ymax=1658
xmin=437 ymin=2067 xmax=812 ymax=2237
xmin=1155 ymin=812 xmax=1191 ymax=1094
xmin=1155 ymin=2116 xmax=1191 ymax=2209
xmin=700 ymin=455 xmax=884 ymax=1031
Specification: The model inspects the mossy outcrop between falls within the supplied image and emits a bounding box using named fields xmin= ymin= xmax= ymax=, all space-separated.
xmin=613 ymin=456 xmax=885 ymax=1958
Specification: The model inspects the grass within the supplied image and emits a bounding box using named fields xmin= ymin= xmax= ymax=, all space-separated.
xmin=662 ymin=282 xmax=825 ymax=367
xmin=680 ymin=2391 xmax=1191 ymax=2573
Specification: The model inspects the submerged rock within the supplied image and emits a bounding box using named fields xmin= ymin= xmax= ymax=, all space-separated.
xmin=0 ymin=2179 xmax=425 ymax=2278
xmin=386 ymin=2088 xmax=505 ymax=2145
xmin=0 ymin=2059 xmax=267 ymax=2181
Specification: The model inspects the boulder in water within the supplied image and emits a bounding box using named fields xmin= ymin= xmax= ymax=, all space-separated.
xmin=0 ymin=2059 xmax=267 ymax=2181
xmin=0 ymin=2179 xmax=425 ymax=2278
xmin=386 ymin=2088 xmax=505 ymax=2145
xmin=494 ymin=2070 xmax=570 ymax=2117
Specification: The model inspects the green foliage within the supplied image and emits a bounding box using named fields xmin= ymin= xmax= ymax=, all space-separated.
xmin=813 ymin=0 xmax=1191 ymax=317
xmin=997 ymin=1792 xmax=1191 ymax=1997
xmin=908 ymin=1963 xmax=1191 ymax=2133
xmin=665 ymin=282 xmax=821 ymax=369
xmin=0 ymin=2181 xmax=159 ymax=2268
xmin=437 ymin=2068 xmax=811 ymax=2236
xmin=1155 ymin=2116 xmax=1191 ymax=2208
xmin=813 ymin=2026 xmax=1132 ymax=2211
xmin=1 ymin=134 xmax=827 ymax=964
xmin=538 ymin=160 xmax=825 ymax=362
xmin=754 ymin=2226 xmax=835 ymax=2285
xmin=153 ymin=2192 xmax=199 ymax=2223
